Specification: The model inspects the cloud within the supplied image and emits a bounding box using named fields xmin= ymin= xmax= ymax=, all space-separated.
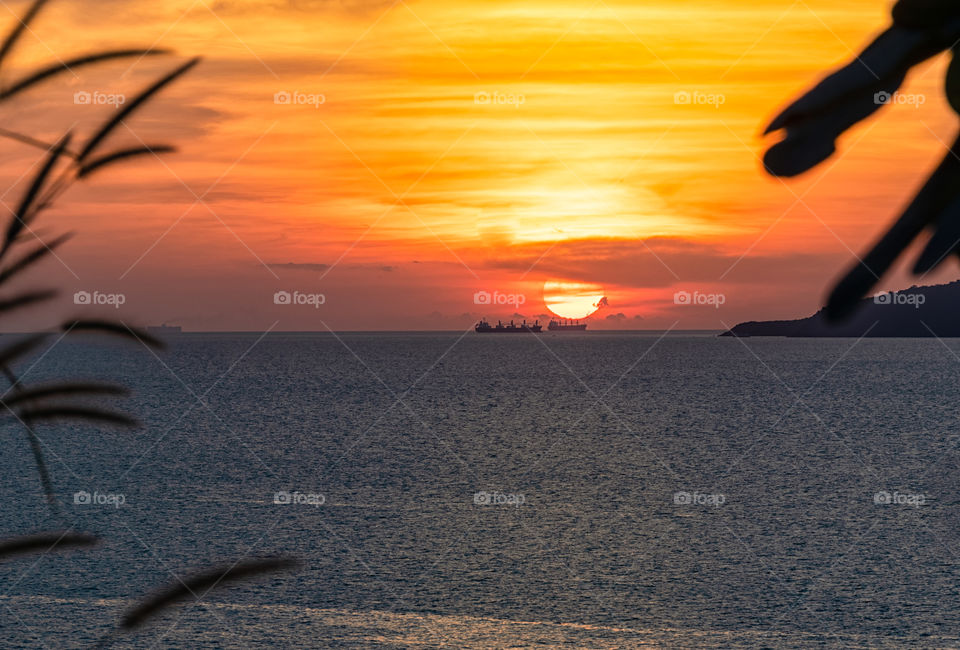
xmin=268 ymin=262 xmax=331 ymax=271
xmin=267 ymin=262 xmax=396 ymax=273
xmin=207 ymin=0 xmax=401 ymax=15
xmin=482 ymin=237 xmax=847 ymax=290
xmin=605 ymin=312 xmax=627 ymax=322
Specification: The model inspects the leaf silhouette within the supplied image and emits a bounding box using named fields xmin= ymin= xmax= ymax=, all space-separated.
xmin=0 ymin=232 xmax=72 ymax=286
xmin=766 ymin=8 xmax=960 ymax=318
xmin=120 ymin=557 xmax=300 ymax=631
xmin=0 ymin=0 xmax=50 ymax=72
xmin=763 ymin=25 xmax=955 ymax=177
xmin=0 ymin=49 xmax=171 ymax=101
xmin=2 ymin=133 xmax=71 ymax=257
xmin=892 ymin=0 xmax=960 ymax=29
xmin=17 ymin=405 xmax=137 ymax=427
xmin=0 ymin=126 xmax=79 ymax=157
xmin=0 ymin=289 xmax=57 ymax=315
xmin=78 ymin=57 xmax=200 ymax=162
xmin=78 ymin=145 xmax=176 ymax=179
xmin=0 ymin=532 xmax=97 ymax=560
xmin=3 ymin=382 xmax=128 ymax=407
xmin=825 ymin=132 xmax=960 ymax=320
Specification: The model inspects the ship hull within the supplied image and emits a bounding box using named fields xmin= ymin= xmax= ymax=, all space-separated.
xmin=475 ymin=326 xmax=542 ymax=333
xmin=147 ymin=326 xmax=182 ymax=335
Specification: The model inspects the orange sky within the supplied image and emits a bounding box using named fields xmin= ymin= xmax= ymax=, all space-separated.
xmin=1 ymin=0 xmax=957 ymax=330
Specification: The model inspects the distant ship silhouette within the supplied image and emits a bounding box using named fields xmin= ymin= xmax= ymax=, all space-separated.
xmin=547 ymin=319 xmax=587 ymax=331
xmin=146 ymin=323 xmax=182 ymax=335
xmin=475 ymin=319 xmax=541 ymax=333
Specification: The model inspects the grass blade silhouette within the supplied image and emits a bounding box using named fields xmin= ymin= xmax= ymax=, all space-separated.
xmin=3 ymin=382 xmax=128 ymax=407
xmin=78 ymin=58 xmax=200 ymax=162
xmin=0 ymin=232 xmax=72 ymax=285
xmin=0 ymin=0 xmax=50 ymax=72
xmin=120 ymin=558 xmax=300 ymax=631
xmin=2 ymin=133 xmax=71 ymax=259
xmin=1 ymin=366 xmax=60 ymax=517
xmin=0 ymin=334 xmax=48 ymax=369
xmin=79 ymin=146 xmax=176 ymax=179
xmin=0 ymin=126 xmax=78 ymax=157
xmin=17 ymin=405 xmax=137 ymax=427
xmin=0 ymin=289 xmax=57 ymax=315
xmin=0 ymin=532 xmax=97 ymax=560
xmin=0 ymin=49 xmax=171 ymax=100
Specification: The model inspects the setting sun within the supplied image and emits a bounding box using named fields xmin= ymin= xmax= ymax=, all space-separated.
xmin=542 ymin=280 xmax=606 ymax=319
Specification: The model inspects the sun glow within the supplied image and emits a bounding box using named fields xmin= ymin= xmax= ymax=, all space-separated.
xmin=543 ymin=280 xmax=606 ymax=319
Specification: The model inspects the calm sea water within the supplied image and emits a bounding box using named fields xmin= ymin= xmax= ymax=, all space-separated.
xmin=2 ymin=331 xmax=960 ymax=648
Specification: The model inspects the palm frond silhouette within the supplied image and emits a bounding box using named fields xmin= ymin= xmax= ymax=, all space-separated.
xmin=764 ymin=0 xmax=960 ymax=320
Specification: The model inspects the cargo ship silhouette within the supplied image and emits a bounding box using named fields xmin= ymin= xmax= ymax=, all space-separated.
xmin=475 ymin=319 xmax=542 ymax=333
xmin=146 ymin=324 xmax=182 ymax=335
xmin=548 ymin=319 xmax=587 ymax=331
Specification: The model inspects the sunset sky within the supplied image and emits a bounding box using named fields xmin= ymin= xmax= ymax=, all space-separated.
xmin=1 ymin=0 xmax=957 ymax=331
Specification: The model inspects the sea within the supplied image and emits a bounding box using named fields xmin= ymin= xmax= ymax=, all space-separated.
xmin=1 ymin=331 xmax=959 ymax=648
